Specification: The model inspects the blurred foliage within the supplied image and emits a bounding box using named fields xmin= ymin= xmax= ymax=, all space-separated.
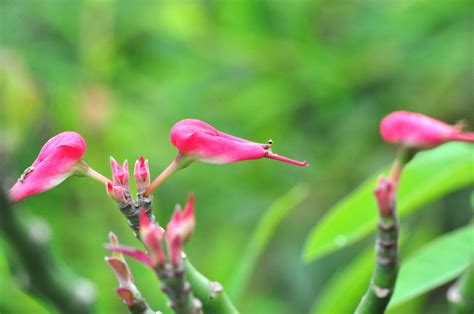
xmin=0 ymin=0 xmax=472 ymax=313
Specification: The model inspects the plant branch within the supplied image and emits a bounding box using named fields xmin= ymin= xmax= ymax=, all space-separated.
xmin=355 ymin=148 xmax=415 ymax=314
xmin=184 ymin=257 xmax=238 ymax=314
xmin=0 ymin=181 xmax=95 ymax=313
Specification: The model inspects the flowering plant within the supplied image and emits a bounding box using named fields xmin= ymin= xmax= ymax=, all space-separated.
xmin=2 ymin=113 xmax=473 ymax=314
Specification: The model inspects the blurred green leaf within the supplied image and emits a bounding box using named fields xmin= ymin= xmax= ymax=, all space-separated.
xmin=389 ymin=225 xmax=474 ymax=307
xmin=303 ymin=143 xmax=474 ymax=262
xmin=226 ymin=184 xmax=309 ymax=304
xmin=311 ymin=247 xmax=373 ymax=314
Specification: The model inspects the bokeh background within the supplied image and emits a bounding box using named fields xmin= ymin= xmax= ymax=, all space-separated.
xmin=0 ymin=0 xmax=472 ymax=313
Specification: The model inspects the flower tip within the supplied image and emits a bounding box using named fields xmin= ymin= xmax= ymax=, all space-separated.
xmin=265 ymin=152 xmax=309 ymax=167
xmin=7 ymin=187 xmax=22 ymax=203
xmin=108 ymin=231 xmax=119 ymax=245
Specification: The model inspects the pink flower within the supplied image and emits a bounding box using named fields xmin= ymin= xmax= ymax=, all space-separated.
xmin=380 ymin=111 xmax=474 ymax=149
xmin=9 ymin=131 xmax=87 ymax=203
xmin=170 ymin=119 xmax=308 ymax=166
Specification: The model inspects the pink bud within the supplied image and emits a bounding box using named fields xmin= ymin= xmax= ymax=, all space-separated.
xmin=170 ymin=119 xmax=308 ymax=166
xmin=374 ymin=177 xmax=395 ymax=216
xmin=105 ymin=244 xmax=154 ymax=269
xmin=110 ymin=157 xmax=129 ymax=188
xmin=134 ymin=156 xmax=150 ymax=193
xmin=166 ymin=194 xmax=195 ymax=266
xmin=106 ymin=182 xmax=127 ymax=204
xmin=166 ymin=193 xmax=195 ymax=243
xmin=168 ymin=234 xmax=182 ymax=266
xmin=9 ymin=132 xmax=87 ymax=203
xmin=106 ymin=257 xmax=132 ymax=286
xmin=380 ymin=111 xmax=474 ymax=149
xmin=139 ymin=209 xmax=166 ymax=267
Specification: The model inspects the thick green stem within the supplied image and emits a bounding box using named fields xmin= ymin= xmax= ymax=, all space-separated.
xmin=355 ymin=214 xmax=399 ymax=314
xmin=448 ymin=262 xmax=474 ymax=314
xmin=355 ymin=148 xmax=415 ymax=314
xmin=184 ymin=257 xmax=239 ymax=314
xmin=0 ymin=185 xmax=95 ymax=313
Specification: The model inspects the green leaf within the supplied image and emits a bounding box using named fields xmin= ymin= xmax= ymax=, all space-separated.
xmin=389 ymin=225 xmax=474 ymax=307
xmin=311 ymin=247 xmax=374 ymax=314
xmin=303 ymin=143 xmax=474 ymax=262
xmin=226 ymin=184 xmax=309 ymax=304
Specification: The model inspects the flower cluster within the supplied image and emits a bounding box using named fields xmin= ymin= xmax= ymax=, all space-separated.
xmin=106 ymin=194 xmax=195 ymax=270
xmin=9 ymin=119 xmax=308 ymax=203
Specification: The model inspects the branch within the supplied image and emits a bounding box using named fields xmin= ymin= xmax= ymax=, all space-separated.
xmin=355 ymin=149 xmax=415 ymax=314
xmin=0 ymin=183 xmax=95 ymax=313
xmin=184 ymin=257 xmax=238 ymax=314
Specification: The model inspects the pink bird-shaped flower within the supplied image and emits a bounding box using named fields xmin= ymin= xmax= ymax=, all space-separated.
xmin=380 ymin=111 xmax=474 ymax=149
xmin=9 ymin=131 xmax=87 ymax=203
xmin=170 ymin=119 xmax=308 ymax=166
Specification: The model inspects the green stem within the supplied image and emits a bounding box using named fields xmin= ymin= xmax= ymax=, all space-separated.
xmin=355 ymin=214 xmax=399 ymax=314
xmin=355 ymin=148 xmax=415 ymax=314
xmin=448 ymin=262 xmax=474 ymax=314
xmin=184 ymin=258 xmax=239 ymax=314
xmin=0 ymin=186 xmax=95 ymax=313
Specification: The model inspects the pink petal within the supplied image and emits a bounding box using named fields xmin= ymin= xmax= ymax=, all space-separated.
xmin=104 ymin=244 xmax=154 ymax=269
xmin=9 ymin=145 xmax=85 ymax=202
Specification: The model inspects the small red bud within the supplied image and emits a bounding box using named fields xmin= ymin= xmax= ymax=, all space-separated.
xmin=110 ymin=157 xmax=130 ymax=188
xmin=374 ymin=177 xmax=395 ymax=216
xmin=106 ymin=182 xmax=127 ymax=204
xmin=134 ymin=156 xmax=150 ymax=193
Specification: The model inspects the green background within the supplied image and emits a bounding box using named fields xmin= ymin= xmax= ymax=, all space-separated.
xmin=1 ymin=0 xmax=472 ymax=313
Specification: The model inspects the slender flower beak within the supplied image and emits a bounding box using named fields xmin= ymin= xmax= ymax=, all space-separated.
xmin=380 ymin=111 xmax=474 ymax=149
xmin=9 ymin=131 xmax=88 ymax=203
